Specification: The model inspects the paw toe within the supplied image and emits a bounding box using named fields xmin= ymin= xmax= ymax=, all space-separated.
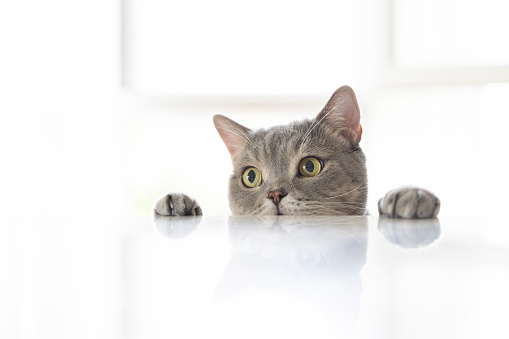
xmin=394 ymin=188 xmax=418 ymax=218
xmin=379 ymin=187 xmax=440 ymax=219
xmin=378 ymin=189 xmax=399 ymax=217
xmin=154 ymin=195 xmax=173 ymax=216
xmin=154 ymin=193 xmax=202 ymax=217
xmin=416 ymin=190 xmax=435 ymax=218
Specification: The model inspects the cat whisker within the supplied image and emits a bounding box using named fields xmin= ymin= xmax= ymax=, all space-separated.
xmin=323 ymin=99 xmax=345 ymax=117
xmin=299 ymin=115 xmax=327 ymax=148
xmin=324 ymin=201 xmax=367 ymax=206
xmin=324 ymin=200 xmax=367 ymax=206
xmin=300 ymin=99 xmax=346 ymax=148
xmin=216 ymin=126 xmax=256 ymax=149
xmin=325 ymin=208 xmax=367 ymax=214
xmin=225 ymin=144 xmax=243 ymax=149
xmin=296 ymin=202 xmax=367 ymax=215
xmin=327 ymin=201 xmax=367 ymax=206
xmin=323 ymin=204 xmax=367 ymax=212
xmin=324 ymin=181 xmax=367 ymax=199
xmin=304 ymin=201 xmax=368 ymax=214
xmin=236 ymin=128 xmax=255 ymax=148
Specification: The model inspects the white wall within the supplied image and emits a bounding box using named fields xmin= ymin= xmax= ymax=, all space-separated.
xmin=126 ymin=83 xmax=509 ymax=218
xmin=1 ymin=0 xmax=508 ymax=218
xmin=0 ymin=0 xmax=125 ymax=215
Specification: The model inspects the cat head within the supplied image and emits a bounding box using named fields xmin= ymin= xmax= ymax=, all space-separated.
xmin=213 ymin=86 xmax=367 ymax=216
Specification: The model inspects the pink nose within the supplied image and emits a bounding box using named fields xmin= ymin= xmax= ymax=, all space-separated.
xmin=267 ymin=190 xmax=287 ymax=204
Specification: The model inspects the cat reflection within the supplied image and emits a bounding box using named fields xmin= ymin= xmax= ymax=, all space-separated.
xmin=216 ymin=216 xmax=369 ymax=336
xmin=153 ymin=215 xmax=202 ymax=238
xmin=153 ymin=215 xmax=441 ymax=335
xmin=378 ymin=217 xmax=441 ymax=248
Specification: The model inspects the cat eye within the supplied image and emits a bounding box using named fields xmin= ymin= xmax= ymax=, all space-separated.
xmin=299 ymin=157 xmax=322 ymax=177
xmin=242 ymin=167 xmax=262 ymax=188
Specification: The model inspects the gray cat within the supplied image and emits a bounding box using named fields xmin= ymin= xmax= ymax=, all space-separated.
xmin=154 ymin=86 xmax=440 ymax=219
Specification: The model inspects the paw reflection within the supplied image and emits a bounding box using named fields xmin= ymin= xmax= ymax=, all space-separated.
xmin=378 ymin=217 xmax=441 ymax=248
xmin=153 ymin=215 xmax=202 ymax=239
xmin=216 ymin=216 xmax=368 ymax=336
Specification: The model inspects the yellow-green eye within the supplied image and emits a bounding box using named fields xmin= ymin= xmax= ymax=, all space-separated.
xmin=299 ymin=157 xmax=322 ymax=177
xmin=242 ymin=167 xmax=262 ymax=188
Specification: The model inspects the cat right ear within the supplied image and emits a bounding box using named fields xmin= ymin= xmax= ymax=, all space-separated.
xmin=213 ymin=114 xmax=252 ymax=159
xmin=317 ymin=86 xmax=363 ymax=144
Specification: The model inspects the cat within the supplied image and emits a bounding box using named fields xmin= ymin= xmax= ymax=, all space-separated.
xmin=153 ymin=212 xmax=441 ymax=334
xmin=154 ymin=86 xmax=440 ymax=218
xmin=215 ymin=215 xmax=368 ymax=336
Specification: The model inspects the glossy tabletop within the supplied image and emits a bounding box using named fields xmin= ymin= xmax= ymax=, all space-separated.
xmin=1 ymin=215 xmax=508 ymax=339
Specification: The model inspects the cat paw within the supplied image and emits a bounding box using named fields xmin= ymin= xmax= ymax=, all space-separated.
xmin=154 ymin=193 xmax=203 ymax=216
xmin=378 ymin=217 xmax=441 ymax=248
xmin=378 ymin=187 xmax=440 ymax=219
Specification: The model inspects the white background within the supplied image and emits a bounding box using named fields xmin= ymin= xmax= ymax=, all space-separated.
xmin=1 ymin=0 xmax=508 ymax=218
xmin=1 ymin=2 xmax=509 ymax=338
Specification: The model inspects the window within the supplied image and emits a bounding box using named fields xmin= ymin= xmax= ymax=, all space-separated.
xmin=121 ymin=0 xmax=369 ymax=97
xmin=383 ymin=0 xmax=509 ymax=85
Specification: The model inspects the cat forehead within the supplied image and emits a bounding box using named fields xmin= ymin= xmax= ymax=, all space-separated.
xmin=235 ymin=119 xmax=344 ymax=167
xmin=251 ymin=121 xmax=312 ymax=157
xmin=255 ymin=122 xmax=311 ymax=147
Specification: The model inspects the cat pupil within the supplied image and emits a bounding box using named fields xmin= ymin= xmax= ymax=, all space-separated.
xmin=247 ymin=170 xmax=256 ymax=183
xmin=304 ymin=160 xmax=314 ymax=173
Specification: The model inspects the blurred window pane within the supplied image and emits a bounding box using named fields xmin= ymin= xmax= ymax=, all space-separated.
xmin=393 ymin=0 xmax=509 ymax=68
xmin=123 ymin=0 xmax=363 ymax=96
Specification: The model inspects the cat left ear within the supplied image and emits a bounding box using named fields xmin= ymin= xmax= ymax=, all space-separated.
xmin=317 ymin=86 xmax=362 ymax=144
xmin=213 ymin=114 xmax=252 ymax=159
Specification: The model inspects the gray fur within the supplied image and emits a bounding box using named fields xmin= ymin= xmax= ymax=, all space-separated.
xmin=225 ymin=118 xmax=367 ymax=215
xmin=154 ymin=86 xmax=440 ymax=219
xmin=378 ymin=187 xmax=440 ymax=218
xmin=154 ymin=192 xmax=202 ymax=217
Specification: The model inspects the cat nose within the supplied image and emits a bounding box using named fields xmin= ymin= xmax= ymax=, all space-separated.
xmin=267 ymin=190 xmax=287 ymax=205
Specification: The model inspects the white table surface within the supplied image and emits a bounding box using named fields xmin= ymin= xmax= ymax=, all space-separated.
xmin=1 ymin=215 xmax=508 ymax=339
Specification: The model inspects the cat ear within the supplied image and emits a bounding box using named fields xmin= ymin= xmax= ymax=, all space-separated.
xmin=317 ymin=86 xmax=362 ymax=144
xmin=213 ymin=114 xmax=252 ymax=159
